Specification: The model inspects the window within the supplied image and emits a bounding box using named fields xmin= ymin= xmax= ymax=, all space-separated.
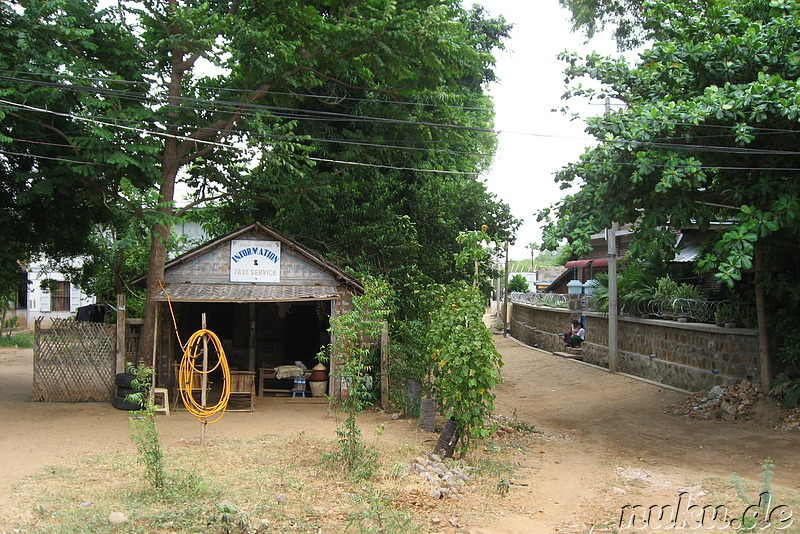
xmin=50 ymin=281 xmax=70 ymax=312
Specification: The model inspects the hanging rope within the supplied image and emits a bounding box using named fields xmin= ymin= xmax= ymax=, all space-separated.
xmin=159 ymin=281 xmax=231 ymax=424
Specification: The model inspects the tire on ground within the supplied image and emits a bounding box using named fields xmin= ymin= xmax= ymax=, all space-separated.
xmin=115 ymin=386 xmax=142 ymax=399
xmin=111 ymin=394 xmax=142 ymax=411
xmin=115 ymin=372 xmax=137 ymax=389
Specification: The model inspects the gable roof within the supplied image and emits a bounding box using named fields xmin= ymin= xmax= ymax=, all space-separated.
xmin=133 ymin=222 xmax=363 ymax=302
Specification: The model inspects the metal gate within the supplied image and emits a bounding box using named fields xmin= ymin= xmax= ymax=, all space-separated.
xmin=32 ymin=318 xmax=116 ymax=402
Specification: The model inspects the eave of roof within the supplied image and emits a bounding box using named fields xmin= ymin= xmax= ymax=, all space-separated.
xmin=153 ymin=283 xmax=340 ymax=302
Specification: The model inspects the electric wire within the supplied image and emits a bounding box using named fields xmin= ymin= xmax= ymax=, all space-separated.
xmin=5 ymin=92 xmax=800 ymax=160
xmin=7 ymin=74 xmax=800 ymax=172
xmin=7 ymin=70 xmax=800 ymax=141
xmin=0 ymin=70 xmax=496 ymax=111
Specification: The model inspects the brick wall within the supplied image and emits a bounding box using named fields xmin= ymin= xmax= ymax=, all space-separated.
xmin=510 ymin=301 xmax=759 ymax=392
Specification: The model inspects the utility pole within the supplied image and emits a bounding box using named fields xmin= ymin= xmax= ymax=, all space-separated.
xmin=605 ymin=96 xmax=619 ymax=373
xmin=607 ymin=223 xmax=619 ymax=373
xmin=503 ymin=242 xmax=509 ymax=334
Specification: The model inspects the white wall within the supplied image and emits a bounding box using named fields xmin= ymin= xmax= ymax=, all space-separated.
xmin=26 ymin=261 xmax=95 ymax=326
xmin=23 ymin=220 xmax=204 ymax=327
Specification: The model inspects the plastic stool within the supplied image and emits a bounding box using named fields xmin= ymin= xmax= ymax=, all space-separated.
xmin=152 ymin=387 xmax=170 ymax=415
xmin=292 ymin=390 xmax=306 ymax=398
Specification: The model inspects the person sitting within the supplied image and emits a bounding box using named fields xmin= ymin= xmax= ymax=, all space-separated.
xmin=562 ymin=319 xmax=586 ymax=348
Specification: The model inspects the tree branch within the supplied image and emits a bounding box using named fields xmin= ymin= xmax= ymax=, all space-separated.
xmin=8 ymin=111 xmax=80 ymax=157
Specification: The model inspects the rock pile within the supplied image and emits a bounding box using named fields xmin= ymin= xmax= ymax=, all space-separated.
xmin=405 ymin=453 xmax=474 ymax=499
xmin=668 ymin=381 xmax=800 ymax=432
xmin=667 ymin=380 xmax=764 ymax=421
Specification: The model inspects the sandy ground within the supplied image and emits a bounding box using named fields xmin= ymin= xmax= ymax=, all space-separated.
xmin=1 ymin=328 xmax=799 ymax=533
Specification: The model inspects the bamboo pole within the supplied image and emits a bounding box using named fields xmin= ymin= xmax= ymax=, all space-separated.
xmin=115 ymin=294 xmax=126 ymax=374
xmin=201 ymin=313 xmax=208 ymax=445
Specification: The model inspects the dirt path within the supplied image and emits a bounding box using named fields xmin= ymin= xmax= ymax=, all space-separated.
xmin=479 ymin=334 xmax=800 ymax=533
xmin=1 ymin=330 xmax=799 ymax=533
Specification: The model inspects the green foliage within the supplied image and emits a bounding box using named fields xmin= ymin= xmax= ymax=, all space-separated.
xmin=540 ymin=248 xmax=568 ymax=266
xmin=652 ymin=277 xmax=703 ymax=301
xmin=0 ymin=0 xmax=158 ymax=291
xmin=542 ymin=1 xmax=800 ymax=286
xmin=2 ymin=316 xmax=18 ymax=339
xmin=495 ymin=477 xmax=510 ymax=496
xmin=731 ymin=458 xmax=777 ymax=531
xmin=589 ymin=259 xmax=662 ymax=314
xmin=772 ymin=372 xmax=800 ymax=409
xmin=344 ymin=488 xmax=423 ymax=534
xmin=560 ymin=0 xmax=649 ymax=49
xmin=320 ymin=277 xmax=391 ymax=480
xmin=427 ymin=281 xmax=503 ymax=453
xmin=4 ymin=0 xmax=519 ymax=362
xmin=213 ymin=500 xmax=250 ymax=534
xmin=0 ymin=331 xmax=33 ymax=348
xmin=324 ymin=413 xmax=381 ymax=482
xmin=507 ymin=274 xmax=529 ymax=293
xmin=125 ymin=363 xmax=165 ymax=491
xmin=48 ymin=181 xmax=198 ymax=314
xmin=543 ymin=0 xmax=800 ymax=373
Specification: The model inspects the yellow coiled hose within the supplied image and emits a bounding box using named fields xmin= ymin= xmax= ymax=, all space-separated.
xmin=178 ymin=329 xmax=231 ymax=424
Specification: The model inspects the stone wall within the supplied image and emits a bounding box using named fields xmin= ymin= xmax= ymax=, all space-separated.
xmin=510 ymin=301 xmax=759 ymax=392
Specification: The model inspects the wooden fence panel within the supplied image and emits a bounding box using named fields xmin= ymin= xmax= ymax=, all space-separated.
xmin=32 ymin=318 xmax=116 ymax=402
xmin=125 ymin=319 xmax=143 ymax=368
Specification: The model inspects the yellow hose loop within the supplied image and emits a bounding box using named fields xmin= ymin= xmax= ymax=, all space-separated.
xmin=179 ymin=329 xmax=231 ymax=424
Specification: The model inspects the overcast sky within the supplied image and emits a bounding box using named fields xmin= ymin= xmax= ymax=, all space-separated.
xmin=473 ymin=0 xmax=621 ymax=260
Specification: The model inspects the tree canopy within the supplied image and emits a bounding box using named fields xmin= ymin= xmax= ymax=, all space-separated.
xmin=0 ymin=0 xmax=156 ymax=290
xmin=542 ymin=0 xmax=800 ymax=284
xmin=1 ymin=1 xmax=518 ymax=347
xmin=540 ymin=0 xmax=800 ymax=385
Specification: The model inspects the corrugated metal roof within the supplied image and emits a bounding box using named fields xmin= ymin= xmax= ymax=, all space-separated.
xmin=672 ymin=245 xmax=701 ymax=263
xmin=154 ymin=283 xmax=339 ymax=302
xmin=565 ymin=259 xmax=592 ymax=268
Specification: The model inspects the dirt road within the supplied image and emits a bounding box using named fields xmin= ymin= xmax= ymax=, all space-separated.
xmin=1 ymin=330 xmax=798 ymax=533
xmin=480 ymin=334 xmax=800 ymax=533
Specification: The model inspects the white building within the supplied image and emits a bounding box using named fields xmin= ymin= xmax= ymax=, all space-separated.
xmin=11 ymin=220 xmax=209 ymax=329
xmin=23 ymin=260 xmax=96 ymax=328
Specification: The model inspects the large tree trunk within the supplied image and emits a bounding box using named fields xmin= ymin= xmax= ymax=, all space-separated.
xmin=137 ymin=161 xmax=178 ymax=364
xmin=136 ymin=37 xmax=187 ymax=365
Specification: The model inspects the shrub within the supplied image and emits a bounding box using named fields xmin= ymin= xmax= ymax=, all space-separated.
xmin=508 ymin=274 xmax=529 ymax=293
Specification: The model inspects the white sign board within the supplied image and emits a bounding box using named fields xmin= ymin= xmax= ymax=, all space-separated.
xmin=230 ymin=240 xmax=281 ymax=282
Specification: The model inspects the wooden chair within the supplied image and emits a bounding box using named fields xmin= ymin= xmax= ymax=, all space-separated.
xmin=228 ymin=371 xmax=255 ymax=412
xmin=172 ymin=361 xmax=211 ymax=410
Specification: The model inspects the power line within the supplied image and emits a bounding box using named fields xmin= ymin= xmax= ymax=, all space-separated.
xmin=308 ymin=157 xmax=479 ymax=175
xmin=0 ymin=148 xmax=102 ymax=165
xmin=0 ymin=99 xmax=241 ymax=150
xmin=0 ymin=70 xmax=495 ymax=111
xmin=0 ymin=101 xmax=484 ymax=175
xmin=7 ymin=72 xmax=800 ymax=154
xmin=0 ymin=74 xmax=495 ymax=133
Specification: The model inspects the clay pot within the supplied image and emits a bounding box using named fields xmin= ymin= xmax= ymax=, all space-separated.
xmin=309 ymin=381 xmax=327 ymax=397
xmin=310 ymin=363 xmax=328 ymax=382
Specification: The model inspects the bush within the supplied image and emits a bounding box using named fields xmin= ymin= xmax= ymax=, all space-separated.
xmin=0 ymin=332 xmax=34 ymax=348
xmin=427 ymin=282 xmax=503 ymax=454
xmin=508 ymin=274 xmax=529 ymax=293
xmin=653 ymin=277 xmax=703 ymax=301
